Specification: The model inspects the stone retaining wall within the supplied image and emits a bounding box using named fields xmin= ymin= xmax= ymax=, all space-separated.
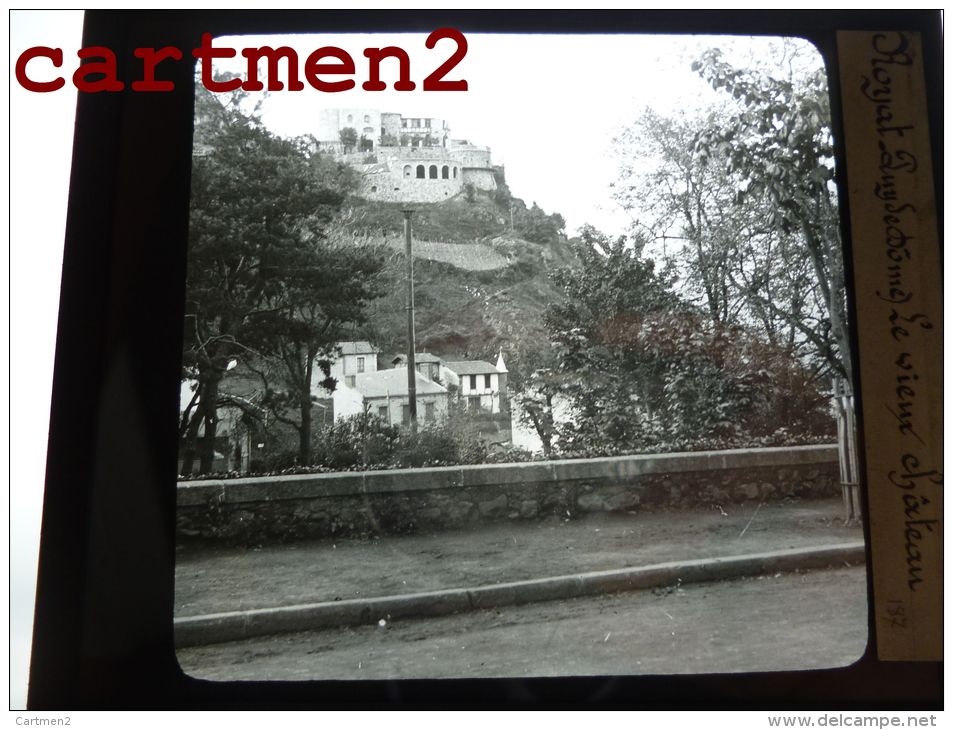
xmin=177 ymin=445 xmax=840 ymax=545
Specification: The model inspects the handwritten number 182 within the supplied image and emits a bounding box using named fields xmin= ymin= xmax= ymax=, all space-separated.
xmin=885 ymin=600 xmax=907 ymax=629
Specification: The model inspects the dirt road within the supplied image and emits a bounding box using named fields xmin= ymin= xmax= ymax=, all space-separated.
xmin=178 ymin=565 xmax=868 ymax=681
xmin=175 ymin=497 xmax=863 ymax=617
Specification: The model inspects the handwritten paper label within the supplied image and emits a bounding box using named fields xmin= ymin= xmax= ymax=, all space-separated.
xmin=838 ymin=31 xmax=942 ymax=661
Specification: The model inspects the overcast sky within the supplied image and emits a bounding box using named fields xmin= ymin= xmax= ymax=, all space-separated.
xmin=214 ymin=32 xmax=823 ymax=236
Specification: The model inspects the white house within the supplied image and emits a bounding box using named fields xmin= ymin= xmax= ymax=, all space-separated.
xmin=313 ymin=340 xmax=383 ymax=420
xmin=391 ymin=352 xmax=443 ymax=383
xmin=327 ymin=380 xmax=366 ymax=422
xmin=321 ymin=340 xmax=381 ymax=390
xmin=336 ymin=368 xmax=450 ymax=426
xmin=314 ymin=342 xmax=513 ymax=429
xmin=442 ymin=352 xmax=508 ymax=414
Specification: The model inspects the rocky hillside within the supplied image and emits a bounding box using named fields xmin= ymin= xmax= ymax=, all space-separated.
xmin=342 ymin=188 xmax=579 ymax=385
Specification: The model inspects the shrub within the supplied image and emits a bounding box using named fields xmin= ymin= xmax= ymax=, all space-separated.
xmin=311 ymin=412 xmax=400 ymax=469
xmin=309 ymin=408 xmax=490 ymax=470
xmin=261 ymin=449 xmax=301 ymax=472
xmin=392 ymin=426 xmax=462 ymax=467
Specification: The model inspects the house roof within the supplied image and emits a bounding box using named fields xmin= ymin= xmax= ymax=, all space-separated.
xmin=336 ymin=340 xmax=380 ymax=355
xmin=353 ymin=368 xmax=448 ymax=399
xmin=392 ymin=352 xmax=442 ymax=364
xmin=443 ymin=360 xmax=499 ymax=375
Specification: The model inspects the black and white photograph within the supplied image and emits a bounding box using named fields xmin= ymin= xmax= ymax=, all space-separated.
xmin=14 ymin=8 xmax=944 ymax=718
xmin=171 ymin=31 xmax=869 ymax=681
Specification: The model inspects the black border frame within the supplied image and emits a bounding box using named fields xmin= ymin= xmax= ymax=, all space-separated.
xmin=26 ymin=9 xmax=943 ymax=709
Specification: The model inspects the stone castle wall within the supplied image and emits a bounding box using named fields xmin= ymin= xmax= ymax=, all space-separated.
xmin=354 ymin=145 xmax=499 ymax=203
xmin=377 ymin=146 xmax=451 ymax=160
xmin=461 ymin=168 xmax=497 ymax=192
xmin=360 ymin=170 xmax=464 ymax=204
xmin=313 ymin=111 xmax=499 ymax=204
xmin=448 ymin=146 xmax=493 ymax=168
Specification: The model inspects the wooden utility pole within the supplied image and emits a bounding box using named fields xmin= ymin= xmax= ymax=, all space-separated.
xmin=402 ymin=209 xmax=417 ymax=430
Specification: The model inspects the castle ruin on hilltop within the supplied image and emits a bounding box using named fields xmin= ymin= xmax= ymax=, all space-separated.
xmin=315 ymin=109 xmax=501 ymax=204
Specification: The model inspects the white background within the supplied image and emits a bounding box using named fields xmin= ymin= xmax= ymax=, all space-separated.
xmin=9 ymin=9 xmax=84 ymax=712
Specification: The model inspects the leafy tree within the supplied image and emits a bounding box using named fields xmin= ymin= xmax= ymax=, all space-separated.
xmin=246 ymin=221 xmax=387 ymax=464
xmin=541 ymin=227 xmax=832 ymax=455
xmin=614 ymin=107 xmax=826 ymax=376
xmin=514 ymin=202 xmax=566 ymax=245
xmin=690 ymin=46 xmax=849 ymax=382
xmin=339 ymin=126 xmax=358 ymax=153
xmin=631 ymin=308 xmax=833 ymax=449
xmin=182 ymin=88 xmax=381 ymax=472
xmin=540 ymin=227 xmax=682 ymax=452
xmin=182 ymin=86 xmax=281 ymax=473
xmin=614 ymin=108 xmax=742 ymax=325
xmin=516 ymin=366 xmax=558 ymax=457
